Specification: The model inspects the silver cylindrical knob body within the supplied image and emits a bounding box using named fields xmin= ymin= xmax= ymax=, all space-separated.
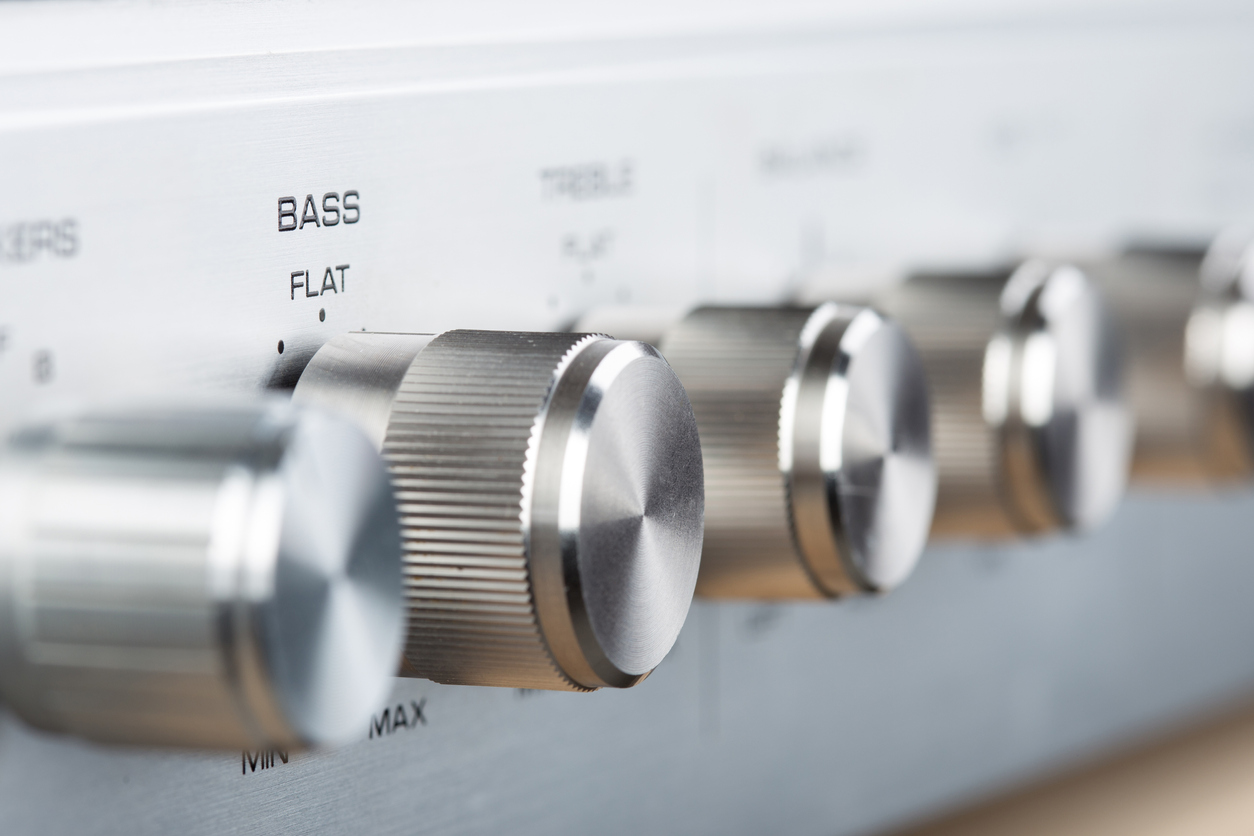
xmin=1085 ymin=249 xmax=1252 ymax=484
xmin=293 ymin=330 xmax=704 ymax=692
xmin=1182 ymin=226 xmax=1254 ymax=475
xmin=0 ymin=402 xmax=404 ymax=749
xmin=881 ymin=262 xmax=1132 ymax=539
xmin=659 ymin=304 xmax=936 ymax=599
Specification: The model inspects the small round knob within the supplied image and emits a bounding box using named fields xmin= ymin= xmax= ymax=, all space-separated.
xmin=293 ymin=330 xmax=704 ymax=691
xmin=659 ymin=304 xmax=935 ymax=599
xmin=881 ymin=261 xmax=1132 ymax=538
xmin=0 ymin=402 xmax=404 ymax=749
xmin=1182 ymin=226 xmax=1254 ymax=476
xmin=1085 ymin=248 xmax=1251 ymax=484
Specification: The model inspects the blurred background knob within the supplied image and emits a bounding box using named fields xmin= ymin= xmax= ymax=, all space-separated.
xmin=1083 ymin=245 xmax=1254 ymax=484
xmin=1186 ymin=226 xmax=1254 ymax=474
xmin=292 ymin=330 xmax=704 ymax=691
xmin=880 ymin=261 xmax=1133 ymax=539
xmin=585 ymin=304 xmax=936 ymax=600
xmin=0 ymin=402 xmax=404 ymax=749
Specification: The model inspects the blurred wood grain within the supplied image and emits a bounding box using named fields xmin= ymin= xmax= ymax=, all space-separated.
xmin=892 ymin=702 xmax=1254 ymax=836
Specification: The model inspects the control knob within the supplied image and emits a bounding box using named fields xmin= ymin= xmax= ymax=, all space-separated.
xmin=582 ymin=303 xmax=937 ymax=599
xmin=880 ymin=261 xmax=1132 ymax=538
xmin=0 ymin=402 xmax=404 ymax=749
xmin=293 ymin=330 xmax=704 ymax=691
xmin=1183 ymin=226 xmax=1254 ymax=476
xmin=1085 ymin=247 xmax=1251 ymax=484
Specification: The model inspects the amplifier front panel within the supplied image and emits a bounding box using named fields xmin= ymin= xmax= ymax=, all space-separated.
xmin=2 ymin=4 xmax=1253 ymax=834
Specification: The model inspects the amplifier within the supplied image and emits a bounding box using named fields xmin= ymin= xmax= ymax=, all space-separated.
xmin=2 ymin=2 xmax=1253 ymax=834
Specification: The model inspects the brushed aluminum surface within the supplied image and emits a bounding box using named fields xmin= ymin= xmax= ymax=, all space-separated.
xmin=660 ymin=304 xmax=935 ymax=598
xmin=882 ymin=263 xmax=1133 ymax=538
xmin=0 ymin=402 xmax=404 ymax=749
xmin=1 ymin=1 xmax=1253 ymax=832
xmin=294 ymin=331 xmax=704 ymax=690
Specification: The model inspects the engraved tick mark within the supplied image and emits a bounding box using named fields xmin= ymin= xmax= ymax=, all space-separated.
xmin=32 ymin=350 xmax=53 ymax=384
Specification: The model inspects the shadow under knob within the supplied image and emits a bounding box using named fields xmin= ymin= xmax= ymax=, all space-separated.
xmin=293 ymin=330 xmax=704 ymax=691
xmin=0 ymin=402 xmax=404 ymax=749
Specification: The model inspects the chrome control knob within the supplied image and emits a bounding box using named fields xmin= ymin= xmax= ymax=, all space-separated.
xmin=0 ymin=402 xmax=404 ymax=749
xmin=658 ymin=304 xmax=936 ymax=599
xmin=880 ymin=262 xmax=1132 ymax=539
xmin=293 ymin=331 xmax=704 ymax=691
xmin=1183 ymin=227 xmax=1254 ymax=475
xmin=1085 ymin=248 xmax=1252 ymax=484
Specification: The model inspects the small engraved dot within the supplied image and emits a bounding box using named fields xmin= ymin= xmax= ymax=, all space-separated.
xmin=319 ymin=308 xmax=326 ymax=322
xmin=277 ymin=340 xmax=285 ymax=354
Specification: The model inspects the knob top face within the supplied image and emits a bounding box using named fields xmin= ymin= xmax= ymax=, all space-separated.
xmin=531 ymin=339 xmax=704 ymax=681
xmin=797 ymin=305 xmax=937 ymax=589
xmin=784 ymin=305 xmax=936 ymax=593
xmin=993 ymin=262 xmax=1132 ymax=531
xmin=265 ymin=406 xmax=405 ymax=744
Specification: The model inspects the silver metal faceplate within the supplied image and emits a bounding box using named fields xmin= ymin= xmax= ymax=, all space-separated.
xmin=2 ymin=1 xmax=1254 ymax=833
